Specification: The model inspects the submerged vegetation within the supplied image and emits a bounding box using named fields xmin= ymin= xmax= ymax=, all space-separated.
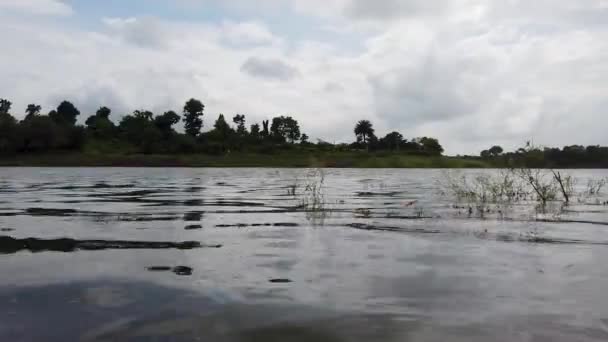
xmin=440 ymin=167 xmax=608 ymax=221
xmin=437 ymin=165 xmax=608 ymax=245
xmin=289 ymin=168 xmax=332 ymax=224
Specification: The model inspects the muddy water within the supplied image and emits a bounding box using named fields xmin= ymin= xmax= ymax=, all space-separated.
xmin=1 ymin=167 xmax=608 ymax=341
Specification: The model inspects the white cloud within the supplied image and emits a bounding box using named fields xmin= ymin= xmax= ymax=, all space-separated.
xmin=102 ymin=17 xmax=169 ymax=48
xmin=344 ymin=0 xmax=452 ymax=21
xmin=220 ymin=21 xmax=281 ymax=47
xmin=0 ymin=0 xmax=72 ymax=16
xmin=241 ymin=57 xmax=298 ymax=81
xmin=1 ymin=0 xmax=608 ymax=154
xmin=328 ymin=0 xmax=608 ymax=153
xmin=101 ymin=17 xmax=282 ymax=50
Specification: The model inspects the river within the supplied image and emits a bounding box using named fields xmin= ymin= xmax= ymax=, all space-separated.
xmin=1 ymin=167 xmax=608 ymax=341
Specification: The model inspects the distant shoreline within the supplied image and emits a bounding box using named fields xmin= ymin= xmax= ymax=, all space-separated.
xmin=1 ymin=152 xmax=606 ymax=168
xmin=2 ymin=100 xmax=607 ymax=169
xmin=0 ymin=152 xmax=487 ymax=168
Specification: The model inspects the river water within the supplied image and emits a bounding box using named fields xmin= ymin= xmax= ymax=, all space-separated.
xmin=1 ymin=167 xmax=608 ymax=341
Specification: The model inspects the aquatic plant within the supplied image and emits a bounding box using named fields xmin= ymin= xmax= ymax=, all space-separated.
xmin=511 ymin=168 xmax=558 ymax=205
xmin=551 ymin=170 xmax=575 ymax=204
xmin=287 ymin=183 xmax=297 ymax=196
xmin=440 ymin=169 xmax=607 ymax=220
xmin=439 ymin=170 xmax=530 ymax=217
xmin=573 ymin=177 xmax=608 ymax=205
xmin=299 ymin=168 xmax=325 ymax=209
xmin=286 ymin=174 xmax=299 ymax=196
xmin=291 ymin=168 xmax=331 ymax=224
xmin=587 ymin=178 xmax=607 ymax=195
xmin=414 ymin=206 xmax=426 ymax=218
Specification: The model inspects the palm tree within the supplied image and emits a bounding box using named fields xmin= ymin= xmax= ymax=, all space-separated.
xmin=354 ymin=120 xmax=374 ymax=144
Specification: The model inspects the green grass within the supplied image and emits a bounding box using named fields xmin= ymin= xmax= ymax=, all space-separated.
xmin=0 ymin=151 xmax=492 ymax=168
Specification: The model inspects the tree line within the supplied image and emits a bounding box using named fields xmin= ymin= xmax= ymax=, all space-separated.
xmin=2 ymin=97 xmax=606 ymax=167
xmin=352 ymin=119 xmax=444 ymax=155
xmin=0 ymin=98 xmax=445 ymax=156
xmin=478 ymin=143 xmax=608 ymax=168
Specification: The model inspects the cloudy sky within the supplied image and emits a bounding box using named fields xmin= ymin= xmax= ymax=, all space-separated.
xmin=1 ymin=0 xmax=607 ymax=154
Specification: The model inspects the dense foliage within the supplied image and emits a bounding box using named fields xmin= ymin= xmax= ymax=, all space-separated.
xmin=479 ymin=143 xmax=608 ymax=168
xmin=2 ymin=97 xmax=605 ymax=168
xmin=0 ymin=97 xmax=447 ymax=158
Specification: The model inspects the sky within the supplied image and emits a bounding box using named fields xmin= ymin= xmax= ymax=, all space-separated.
xmin=1 ymin=0 xmax=607 ymax=155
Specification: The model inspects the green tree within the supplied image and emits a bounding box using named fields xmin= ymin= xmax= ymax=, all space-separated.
xmin=232 ymin=114 xmax=247 ymax=135
xmin=261 ymin=120 xmax=269 ymax=137
xmin=154 ymin=111 xmax=180 ymax=136
xmin=51 ymin=101 xmax=80 ymax=125
xmin=204 ymin=113 xmax=235 ymax=153
xmin=380 ymin=131 xmax=404 ymax=151
xmin=250 ymin=123 xmax=261 ymax=138
xmin=285 ymin=119 xmax=301 ymax=143
xmin=183 ymin=98 xmax=204 ymax=137
xmin=270 ymin=116 xmax=301 ymax=143
xmin=20 ymin=115 xmax=62 ymax=152
xmin=0 ymin=111 xmax=18 ymax=154
xmin=64 ymin=125 xmax=86 ymax=150
xmin=416 ymin=137 xmax=444 ymax=156
xmin=354 ymin=120 xmax=375 ymax=144
xmin=0 ymin=112 xmax=16 ymax=127
xmin=300 ymin=133 xmax=309 ymax=145
xmin=95 ymin=106 xmax=111 ymax=119
xmin=489 ymin=145 xmax=504 ymax=156
xmin=0 ymin=99 xmax=11 ymax=115
xmin=85 ymin=107 xmax=116 ymax=139
xmin=213 ymin=114 xmax=233 ymax=140
xmin=119 ymin=110 xmax=161 ymax=153
xmin=25 ymin=104 xmax=42 ymax=121
xmin=270 ymin=117 xmax=285 ymax=142
xmin=133 ymin=110 xmax=153 ymax=121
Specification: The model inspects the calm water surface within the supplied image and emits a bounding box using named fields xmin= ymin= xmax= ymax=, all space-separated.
xmin=1 ymin=167 xmax=608 ymax=341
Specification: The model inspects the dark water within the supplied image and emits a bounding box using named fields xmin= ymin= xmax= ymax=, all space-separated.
xmin=1 ymin=167 xmax=608 ymax=341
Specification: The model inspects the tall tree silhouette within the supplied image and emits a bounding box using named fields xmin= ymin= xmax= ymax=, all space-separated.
xmin=85 ymin=106 xmax=115 ymax=138
xmin=214 ymin=114 xmax=232 ymax=139
xmin=354 ymin=120 xmax=375 ymax=144
xmin=261 ymin=120 xmax=269 ymax=137
xmin=154 ymin=111 xmax=181 ymax=136
xmin=0 ymin=109 xmax=18 ymax=154
xmin=232 ymin=114 xmax=246 ymax=135
xmin=183 ymin=98 xmax=204 ymax=137
xmin=250 ymin=123 xmax=260 ymax=138
xmin=380 ymin=131 xmax=403 ymax=151
xmin=416 ymin=137 xmax=444 ymax=156
xmin=0 ymin=99 xmax=12 ymax=115
xmin=51 ymin=101 xmax=80 ymax=125
xmin=209 ymin=113 xmax=235 ymax=152
xmin=133 ymin=110 xmax=153 ymax=121
xmin=96 ymin=106 xmax=111 ymax=119
xmin=119 ymin=110 xmax=161 ymax=153
xmin=271 ymin=116 xmax=301 ymax=143
xmin=25 ymin=104 xmax=41 ymax=121
xmin=489 ymin=145 xmax=503 ymax=156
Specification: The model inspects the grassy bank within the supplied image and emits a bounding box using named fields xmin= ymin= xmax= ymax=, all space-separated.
xmin=0 ymin=152 xmax=491 ymax=168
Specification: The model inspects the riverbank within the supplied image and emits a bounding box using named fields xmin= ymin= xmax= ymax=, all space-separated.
xmin=0 ymin=152 xmax=490 ymax=168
